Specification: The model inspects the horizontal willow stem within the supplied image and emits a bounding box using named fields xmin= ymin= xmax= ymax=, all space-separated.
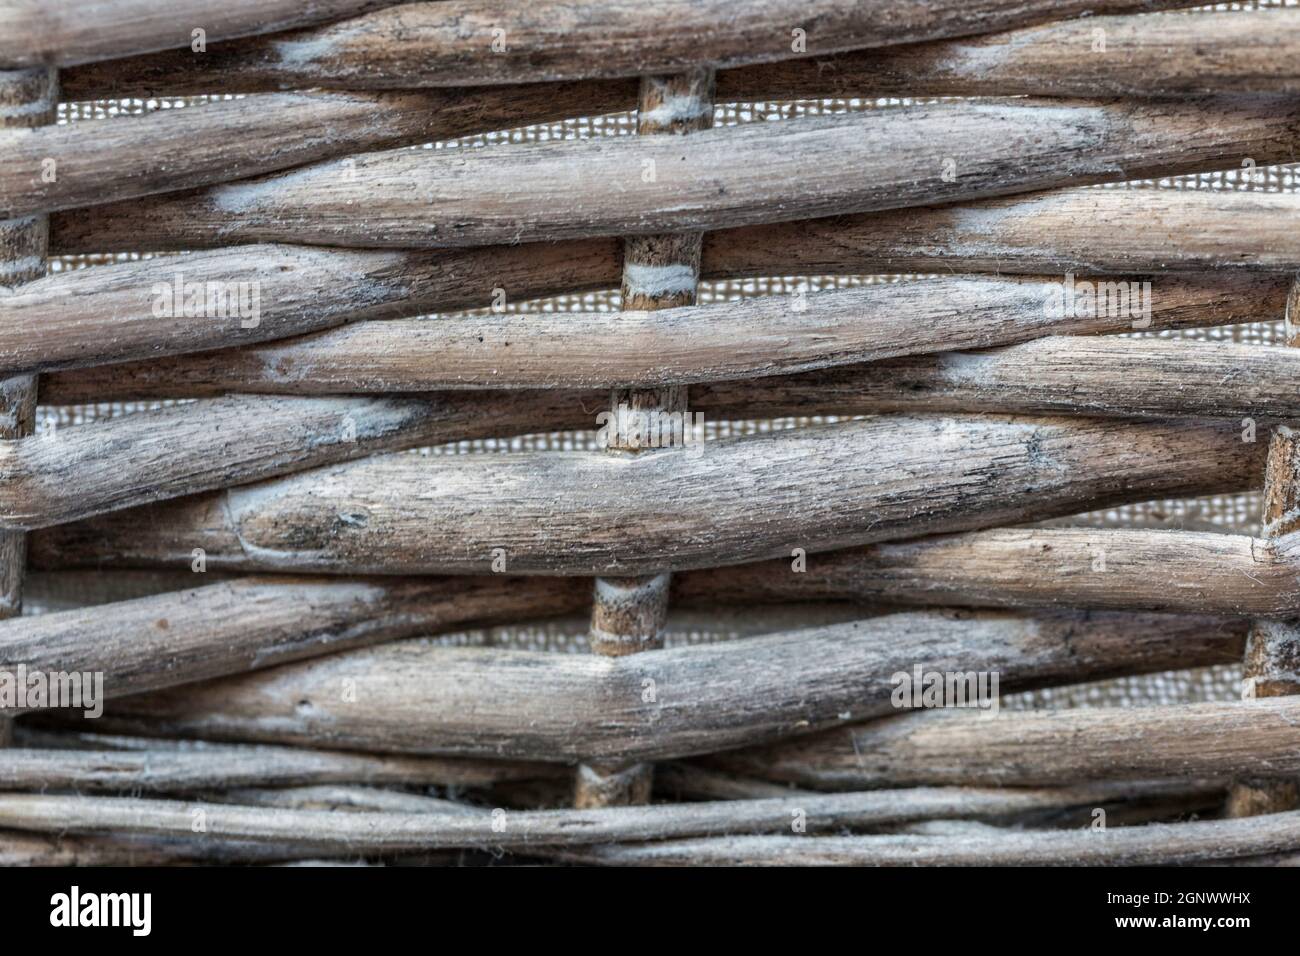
xmin=47 ymin=97 xmax=1300 ymax=253
xmin=553 ymin=811 xmax=1300 ymax=866
xmin=28 ymin=416 xmax=1264 ymax=575
xmin=54 ymin=1 xmax=1201 ymax=92
xmin=0 ymin=575 xmax=588 ymax=706
xmin=713 ymin=698 xmax=1300 ymax=789
xmin=680 ymin=526 xmax=1300 ymax=618
xmin=0 ymin=740 xmax=551 ymax=792
xmin=0 ymin=0 xmax=397 ymax=68
xmin=0 ymin=781 xmax=1257 ymax=854
xmin=58 ymin=608 xmax=1244 ymax=763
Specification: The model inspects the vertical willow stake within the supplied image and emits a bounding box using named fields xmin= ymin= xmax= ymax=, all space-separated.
xmin=0 ymin=68 xmax=57 ymax=748
xmin=574 ymin=69 xmax=715 ymax=809
xmin=1226 ymin=278 xmax=1300 ymax=818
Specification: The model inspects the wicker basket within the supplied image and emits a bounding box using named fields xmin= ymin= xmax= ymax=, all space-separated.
xmin=0 ymin=0 xmax=1298 ymax=868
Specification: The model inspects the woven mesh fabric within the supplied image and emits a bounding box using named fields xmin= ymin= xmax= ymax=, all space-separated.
xmin=32 ymin=0 xmax=1299 ymax=711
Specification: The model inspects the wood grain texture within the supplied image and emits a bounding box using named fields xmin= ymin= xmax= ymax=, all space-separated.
xmin=0 ymin=784 xmax=1260 ymax=854
xmin=17 ymin=335 xmax=1300 ymax=532
xmin=0 ymin=84 xmax=635 ymax=220
xmin=578 ymin=68 xmax=716 ymax=805
xmin=47 ymin=97 xmax=1300 ymax=253
xmin=704 ymin=335 xmax=1300 ymax=424
xmin=27 ymin=9 xmax=1292 ymax=220
xmin=0 ymin=391 xmax=598 ymax=529
xmin=0 ymin=831 xmax=359 ymax=866
xmin=18 ymin=270 xmax=1275 ymax=385
xmin=552 ymin=812 xmax=1300 ymax=866
xmin=714 ymin=697 xmax=1300 ymax=789
xmin=0 ymin=574 xmax=589 ymax=705
xmin=0 ymin=240 xmax=621 ymax=377
xmin=679 ymin=526 xmax=1300 ymax=618
xmin=1228 ymin=382 xmax=1300 ymax=815
xmin=53 ymin=0 xmax=1202 ymax=94
xmin=57 ymin=609 xmax=1245 ymax=762
xmin=0 ymin=742 xmax=552 ymax=792
xmin=0 ymin=0 xmax=400 ymax=68
xmin=37 ymin=270 xmax=1285 ymax=395
xmin=707 ymin=187 xmax=1300 ymax=279
xmin=28 ymin=417 xmax=1265 ymax=576
xmin=0 ymin=67 xmax=55 ymax=749
xmin=722 ymin=9 xmax=1300 ymax=100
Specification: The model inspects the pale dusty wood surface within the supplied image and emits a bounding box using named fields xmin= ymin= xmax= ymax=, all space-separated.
xmin=28 ymin=417 xmax=1264 ymax=576
xmin=54 ymin=0 xmax=1203 ymax=93
xmin=713 ymin=697 xmax=1300 ymax=789
xmin=0 ymin=391 xmax=594 ymax=529
xmin=48 ymin=97 xmax=1300 ymax=253
xmin=723 ymin=9 xmax=1300 ymax=100
xmin=0 ymin=240 xmax=620 ymax=376
xmin=15 ymin=270 xmax=1275 ymax=385
xmin=0 ymin=0 xmax=400 ymax=68
xmin=0 ymin=783 xmax=1260 ymax=855
xmin=679 ymin=526 xmax=1300 ymax=618
xmin=0 ymin=574 xmax=589 ymax=705
xmin=0 ymin=85 xmax=637 ymax=219
xmin=553 ymin=811 xmax=1300 ymax=866
xmin=0 ymin=741 xmax=553 ymax=792
xmin=59 ymin=609 xmax=1243 ymax=762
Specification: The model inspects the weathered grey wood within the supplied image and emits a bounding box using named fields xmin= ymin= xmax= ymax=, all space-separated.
xmin=0 ymin=0 xmax=400 ymax=68
xmin=551 ymin=812 xmax=1300 ymax=866
xmin=1228 ymin=394 xmax=1300 ymax=815
xmin=53 ymin=0 xmax=1202 ymax=95
xmin=203 ymin=786 xmax=478 ymax=816
xmin=0 ymin=86 xmax=636 ymax=220
xmin=36 ymin=186 xmax=1300 ymax=404
xmin=577 ymin=70 xmax=716 ymax=810
xmin=42 ymin=269 xmax=1287 ymax=398
xmin=0 ymin=783 xmax=1267 ymax=853
xmin=40 ymin=303 xmax=1300 ymax=410
xmin=0 ymin=67 xmax=55 ymax=750
xmin=698 ymin=336 xmax=1300 ymax=424
xmin=64 ymin=609 xmax=1244 ymax=762
xmin=0 ymin=392 xmax=595 ymax=528
xmin=0 ymin=241 xmax=621 ymax=376
xmin=14 ymin=338 xmax=1300 ymax=534
xmin=714 ymin=697 xmax=1300 ymax=789
xmin=0 ymin=831 xmax=357 ymax=866
xmin=28 ymin=417 xmax=1263 ymax=576
xmin=723 ymin=9 xmax=1300 ymax=100
xmin=24 ymin=10 xmax=1291 ymax=220
xmin=19 ymin=271 xmax=1274 ymax=387
xmin=48 ymin=97 xmax=1300 ymax=253
xmin=0 ymin=574 xmax=589 ymax=705
xmin=0 ymin=743 xmax=552 ymax=792
xmin=679 ymin=526 xmax=1300 ymax=618
xmin=709 ymin=187 xmax=1300 ymax=278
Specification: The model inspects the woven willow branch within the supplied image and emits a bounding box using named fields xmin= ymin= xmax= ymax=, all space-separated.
xmin=551 ymin=812 xmax=1300 ymax=866
xmin=49 ymin=0 xmax=1203 ymax=92
xmin=52 ymin=608 xmax=1242 ymax=763
xmin=713 ymin=698 xmax=1300 ymax=788
xmin=28 ymin=417 xmax=1263 ymax=574
xmin=0 ymin=787 xmax=1264 ymax=856
xmin=680 ymin=526 xmax=1300 ymax=618
xmin=10 ymin=335 xmax=1300 ymax=531
xmin=48 ymin=97 xmax=1300 ymax=253
xmin=18 ymin=240 xmax=1289 ymax=387
xmin=0 ymin=575 xmax=588 ymax=704
xmin=8 ymin=10 xmax=1296 ymax=219
xmin=0 ymin=0 xmax=398 ymax=68
xmin=0 ymin=740 xmax=549 ymax=792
